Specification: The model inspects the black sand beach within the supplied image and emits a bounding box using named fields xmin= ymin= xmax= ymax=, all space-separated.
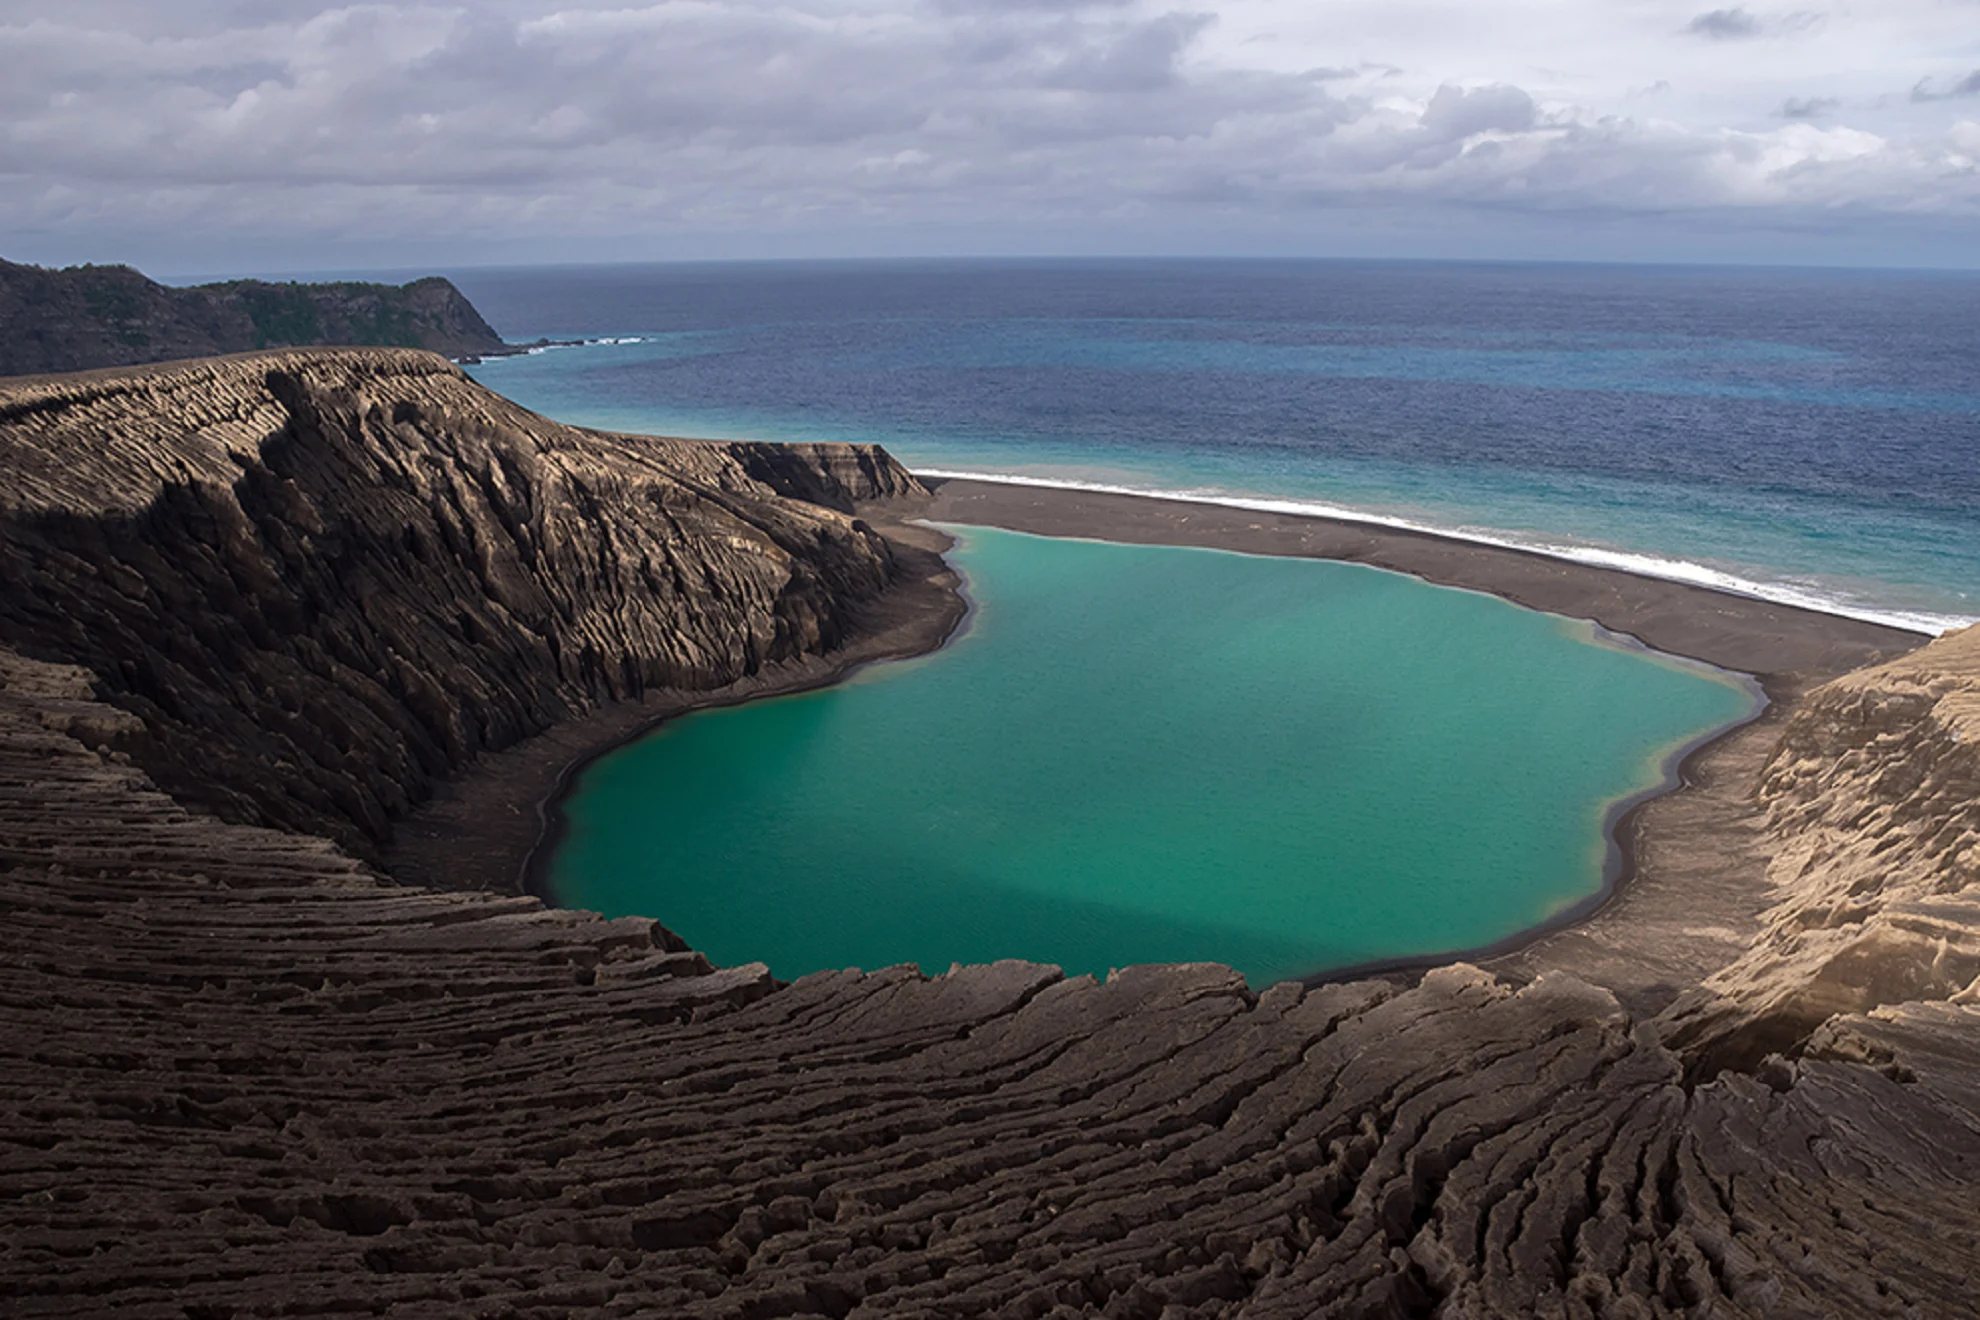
xmin=919 ymin=477 xmax=1924 ymax=676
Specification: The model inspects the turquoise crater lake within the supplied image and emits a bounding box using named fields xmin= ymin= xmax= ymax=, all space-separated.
xmin=550 ymin=528 xmax=1757 ymax=986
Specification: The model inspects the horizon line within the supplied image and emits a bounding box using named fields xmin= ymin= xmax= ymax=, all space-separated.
xmin=111 ymin=250 xmax=1980 ymax=286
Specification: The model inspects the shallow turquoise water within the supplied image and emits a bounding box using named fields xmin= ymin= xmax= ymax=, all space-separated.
xmin=550 ymin=528 xmax=1758 ymax=986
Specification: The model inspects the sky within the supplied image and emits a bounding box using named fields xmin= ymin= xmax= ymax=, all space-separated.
xmin=2 ymin=0 xmax=1978 ymax=275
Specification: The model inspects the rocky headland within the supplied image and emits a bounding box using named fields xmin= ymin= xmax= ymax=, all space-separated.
xmin=0 ymin=258 xmax=506 ymax=375
xmin=2 ymin=350 xmax=1977 ymax=1318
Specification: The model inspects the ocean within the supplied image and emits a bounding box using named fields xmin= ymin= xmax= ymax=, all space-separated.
xmin=453 ymin=258 xmax=1980 ymax=635
xmin=549 ymin=528 xmax=1757 ymax=986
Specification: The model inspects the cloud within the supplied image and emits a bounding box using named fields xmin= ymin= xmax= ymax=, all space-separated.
xmin=1040 ymin=10 xmax=1216 ymax=93
xmin=0 ymin=1 xmax=1976 ymax=267
xmin=1912 ymin=71 xmax=1980 ymax=102
xmin=930 ymin=0 xmax=1142 ymax=10
xmin=1683 ymin=8 xmax=1822 ymax=40
xmin=1418 ymin=84 xmax=1536 ymax=141
xmin=1686 ymin=9 xmax=1763 ymax=39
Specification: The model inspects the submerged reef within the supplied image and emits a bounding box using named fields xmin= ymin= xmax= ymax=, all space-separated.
xmin=0 ymin=350 xmax=1976 ymax=1318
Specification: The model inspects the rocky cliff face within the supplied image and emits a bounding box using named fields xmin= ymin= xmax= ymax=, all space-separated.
xmin=1665 ymin=623 xmax=1980 ymax=1071
xmin=0 ymin=349 xmax=920 ymax=855
xmin=0 ymin=258 xmax=506 ymax=375
xmin=1 ymin=353 xmax=1976 ymax=1318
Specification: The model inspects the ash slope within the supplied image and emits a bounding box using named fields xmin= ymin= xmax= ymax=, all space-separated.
xmin=1664 ymin=623 xmax=1980 ymax=1071
xmin=2 ymin=353 xmax=1978 ymax=1318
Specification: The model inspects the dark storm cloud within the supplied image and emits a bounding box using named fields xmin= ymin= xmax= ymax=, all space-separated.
xmin=1777 ymin=96 xmax=1840 ymax=118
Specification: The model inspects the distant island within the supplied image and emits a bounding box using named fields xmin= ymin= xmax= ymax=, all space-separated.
xmin=0 ymin=256 xmax=508 ymax=375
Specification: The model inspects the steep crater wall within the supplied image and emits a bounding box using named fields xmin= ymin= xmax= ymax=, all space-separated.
xmin=0 ymin=349 xmax=924 ymax=854
xmin=2 ymin=352 xmax=1978 ymax=1318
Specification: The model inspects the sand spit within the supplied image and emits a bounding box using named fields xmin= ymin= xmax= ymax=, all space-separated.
xmin=2 ymin=352 xmax=1977 ymax=1317
xmin=918 ymin=476 xmax=1924 ymax=676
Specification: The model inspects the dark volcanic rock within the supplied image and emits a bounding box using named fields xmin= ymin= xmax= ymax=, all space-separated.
xmin=0 ymin=349 xmax=919 ymax=856
xmin=1 ymin=351 xmax=1977 ymax=1317
xmin=2 ymin=655 xmax=1977 ymax=1318
xmin=0 ymin=257 xmax=506 ymax=374
xmin=726 ymin=440 xmax=929 ymax=513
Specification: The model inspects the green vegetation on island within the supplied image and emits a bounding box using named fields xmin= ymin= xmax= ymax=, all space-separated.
xmin=0 ymin=257 xmax=506 ymax=376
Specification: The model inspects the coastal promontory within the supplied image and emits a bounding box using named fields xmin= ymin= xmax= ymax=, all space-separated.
xmin=0 ymin=258 xmax=507 ymax=375
xmin=2 ymin=350 xmax=1976 ymax=1317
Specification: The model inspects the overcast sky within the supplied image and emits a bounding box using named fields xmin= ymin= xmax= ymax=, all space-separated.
xmin=3 ymin=0 xmax=1978 ymax=274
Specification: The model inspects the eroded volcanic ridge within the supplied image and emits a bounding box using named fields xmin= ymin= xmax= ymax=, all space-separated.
xmin=2 ymin=348 xmax=1977 ymax=1318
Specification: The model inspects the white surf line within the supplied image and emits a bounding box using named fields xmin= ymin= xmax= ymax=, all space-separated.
xmin=917 ymin=468 xmax=1973 ymax=637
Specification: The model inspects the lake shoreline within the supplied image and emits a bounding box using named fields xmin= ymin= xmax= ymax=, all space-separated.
xmin=918 ymin=476 xmax=1924 ymax=1008
xmin=391 ymin=471 xmax=1925 ymax=1012
xmin=381 ymin=516 xmax=971 ymax=909
xmin=1292 ymin=693 xmax=1769 ymax=992
xmin=919 ymin=476 xmax=1929 ymax=674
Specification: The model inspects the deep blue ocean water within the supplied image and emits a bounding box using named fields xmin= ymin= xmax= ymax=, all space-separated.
xmin=453 ymin=259 xmax=1979 ymax=632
